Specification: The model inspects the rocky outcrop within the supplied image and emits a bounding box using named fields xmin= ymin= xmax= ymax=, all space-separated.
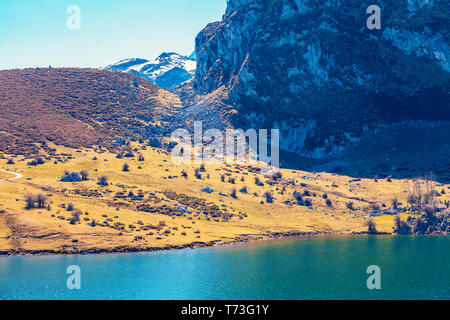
xmin=194 ymin=0 xmax=450 ymax=157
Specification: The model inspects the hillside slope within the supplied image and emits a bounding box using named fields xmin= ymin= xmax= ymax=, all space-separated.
xmin=0 ymin=68 xmax=182 ymax=155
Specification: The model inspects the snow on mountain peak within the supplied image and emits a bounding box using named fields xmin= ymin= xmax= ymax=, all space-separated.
xmin=105 ymin=52 xmax=196 ymax=89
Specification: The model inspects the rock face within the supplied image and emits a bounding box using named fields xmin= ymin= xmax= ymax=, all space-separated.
xmin=106 ymin=52 xmax=196 ymax=89
xmin=194 ymin=0 xmax=450 ymax=157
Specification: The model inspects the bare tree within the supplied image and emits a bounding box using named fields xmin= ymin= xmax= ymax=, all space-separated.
xmin=25 ymin=194 xmax=36 ymax=209
xmin=36 ymin=194 xmax=47 ymax=209
xmin=80 ymin=170 xmax=89 ymax=181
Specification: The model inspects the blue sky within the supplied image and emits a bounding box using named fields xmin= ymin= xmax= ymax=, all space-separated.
xmin=0 ymin=0 xmax=226 ymax=70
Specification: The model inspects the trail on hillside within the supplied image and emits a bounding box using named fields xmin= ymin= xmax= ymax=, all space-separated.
xmin=0 ymin=170 xmax=23 ymax=182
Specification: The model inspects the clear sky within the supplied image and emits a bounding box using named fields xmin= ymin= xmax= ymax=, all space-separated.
xmin=0 ymin=0 xmax=226 ymax=70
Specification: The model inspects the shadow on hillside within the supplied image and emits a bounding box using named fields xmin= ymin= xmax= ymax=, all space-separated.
xmin=280 ymin=122 xmax=450 ymax=184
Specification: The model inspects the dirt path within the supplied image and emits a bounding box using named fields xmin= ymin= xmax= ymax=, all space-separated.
xmin=0 ymin=169 xmax=23 ymax=181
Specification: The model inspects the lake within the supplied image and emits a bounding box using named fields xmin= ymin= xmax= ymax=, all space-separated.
xmin=0 ymin=235 xmax=448 ymax=300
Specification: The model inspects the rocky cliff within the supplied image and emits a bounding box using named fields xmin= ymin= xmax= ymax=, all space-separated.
xmin=194 ymin=0 xmax=450 ymax=158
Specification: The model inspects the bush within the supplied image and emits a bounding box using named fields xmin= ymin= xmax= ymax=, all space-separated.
xmin=272 ymin=171 xmax=282 ymax=180
xmin=366 ymin=218 xmax=377 ymax=234
xmin=240 ymin=186 xmax=248 ymax=193
xmin=80 ymin=170 xmax=89 ymax=181
xmin=293 ymin=191 xmax=303 ymax=204
xmin=326 ymin=199 xmax=332 ymax=207
xmin=60 ymin=171 xmax=82 ymax=182
xmin=67 ymin=203 xmax=75 ymax=211
xmin=263 ymin=191 xmax=274 ymax=203
xmin=346 ymin=201 xmax=355 ymax=210
xmin=394 ymin=216 xmax=412 ymax=235
xmin=69 ymin=211 xmax=82 ymax=225
xmin=138 ymin=154 xmax=145 ymax=162
xmin=25 ymin=194 xmax=36 ymax=209
xmin=304 ymin=198 xmax=312 ymax=207
xmin=199 ymin=164 xmax=206 ymax=172
xmin=369 ymin=203 xmax=380 ymax=213
xmin=228 ymin=177 xmax=236 ymax=184
xmin=28 ymin=157 xmax=45 ymax=166
xmin=122 ymin=163 xmax=130 ymax=172
xmin=98 ymin=175 xmax=109 ymax=186
xmin=303 ymin=190 xmax=311 ymax=197
xmin=36 ymin=194 xmax=47 ymax=209
xmin=221 ymin=174 xmax=226 ymax=182
xmin=231 ymin=188 xmax=237 ymax=199
xmin=255 ymin=177 xmax=264 ymax=186
xmin=194 ymin=168 xmax=202 ymax=179
xmin=181 ymin=170 xmax=188 ymax=178
xmin=322 ymin=193 xmax=328 ymax=199
xmin=6 ymin=158 xmax=14 ymax=165
xmin=391 ymin=198 xmax=398 ymax=209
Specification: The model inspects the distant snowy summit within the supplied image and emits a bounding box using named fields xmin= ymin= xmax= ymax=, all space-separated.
xmin=105 ymin=52 xmax=196 ymax=89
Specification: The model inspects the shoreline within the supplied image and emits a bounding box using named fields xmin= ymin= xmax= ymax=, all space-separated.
xmin=0 ymin=230 xmax=395 ymax=257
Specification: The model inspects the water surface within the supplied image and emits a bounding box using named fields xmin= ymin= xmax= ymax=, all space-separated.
xmin=0 ymin=236 xmax=448 ymax=299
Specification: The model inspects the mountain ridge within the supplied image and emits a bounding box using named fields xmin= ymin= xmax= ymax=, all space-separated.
xmin=105 ymin=52 xmax=196 ymax=89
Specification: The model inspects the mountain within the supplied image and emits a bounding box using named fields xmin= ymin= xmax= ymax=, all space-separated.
xmin=0 ymin=68 xmax=181 ymax=155
xmin=106 ymin=52 xmax=196 ymax=89
xmin=193 ymin=0 xmax=450 ymax=159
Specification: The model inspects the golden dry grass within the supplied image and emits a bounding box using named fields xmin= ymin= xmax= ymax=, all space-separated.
xmin=0 ymin=142 xmax=448 ymax=255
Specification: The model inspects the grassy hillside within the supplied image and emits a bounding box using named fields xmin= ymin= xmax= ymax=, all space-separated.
xmin=1 ymin=142 xmax=448 ymax=255
xmin=0 ymin=68 xmax=181 ymax=155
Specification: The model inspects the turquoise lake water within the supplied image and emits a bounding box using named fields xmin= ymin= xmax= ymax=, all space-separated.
xmin=0 ymin=235 xmax=448 ymax=300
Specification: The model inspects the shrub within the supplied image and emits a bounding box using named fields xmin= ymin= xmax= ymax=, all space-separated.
xmin=346 ymin=201 xmax=355 ymax=210
xmin=239 ymin=186 xmax=248 ymax=193
xmin=231 ymin=188 xmax=237 ymax=199
xmin=304 ymin=198 xmax=312 ymax=207
xmin=228 ymin=177 xmax=236 ymax=184
xmin=391 ymin=198 xmax=398 ymax=209
xmin=194 ymin=168 xmax=202 ymax=179
xmin=122 ymin=163 xmax=130 ymax=172
xmin=394 ymin=216 xmax=412 ymax=235
xmin=98 ymin=175 xmax=109 ymax=186
xmin=199 ymin=164 xmax=206 ymax=172
xmin=67 ymin=203 xmax=75 ymax=211
xmin=28 ymin=157 xmax=45 ymax=166
xmin=60 ymin=171 xmax=82 ymax=182
xmin=25 ymin=194 xmax=36 ymax=209
xmin=69 ymin=211 xmax=82 ymax=224
xmin=138 ymin=154 xmax=145 ymax=162
xmin=369 ymin=203 xmax=380 ymax=213
xmin=293 ymin=191 xmax=303 ymax=204
xmin=322 ymin=193 xmax=328 ymax=199
xmin=6 ymin=158 xmax=14 ymax=165
xmin=221 ymin=174 xmax=226 ymax=182
xmin=181 ymin=170 xmax=188 ymax=178
xmin=326 ymin=199 xmax=332 ymax=207
xmin=366 ymin=218 xmax=377 ymax=234
xmin=255 ymin=176 xmax=264 ymax=186
xmin=263 ymin=191 xmax=274 ymax=203
xmin=36 ymin=194 xmax=47 ymax=209
xmin=124 ymin=151 xmax=134 ymax=158
xmin=80 ymin=170 xmax=89 ymax=181
xmin=303 ymin=190 xmax=311 ymax=197
xmin=272 ymin=171 xmax=282 ymax=180
xmin=424 ymin=204 xmax=436 ymax=219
